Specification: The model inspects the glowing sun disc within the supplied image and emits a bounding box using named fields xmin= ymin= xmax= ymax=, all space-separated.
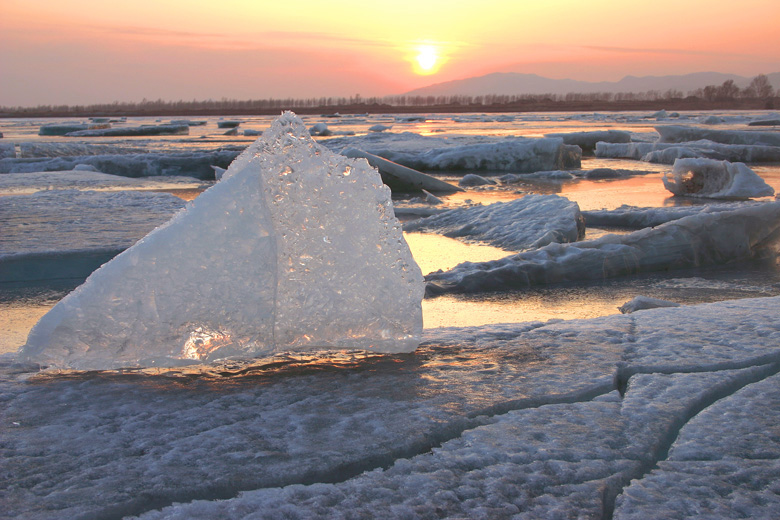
xmin=415 ymin=45 xmax=439 ymax=73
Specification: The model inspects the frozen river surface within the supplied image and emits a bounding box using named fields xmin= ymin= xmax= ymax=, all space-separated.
xmin=2 ymin=110 xmax=780 ymax=518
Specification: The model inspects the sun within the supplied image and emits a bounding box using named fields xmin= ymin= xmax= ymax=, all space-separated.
xmin=413 ymin=44 xmax=441 ymax=75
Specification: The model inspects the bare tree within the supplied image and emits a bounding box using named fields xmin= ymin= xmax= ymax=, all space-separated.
xmin=744 ymin=74 xmax=775 ymax=98
xmin=716 ymin=80 xmax=740 ymax=100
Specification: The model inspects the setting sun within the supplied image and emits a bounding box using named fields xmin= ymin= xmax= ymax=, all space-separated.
xmin=414 ymin=44 xmax=441 ymax=75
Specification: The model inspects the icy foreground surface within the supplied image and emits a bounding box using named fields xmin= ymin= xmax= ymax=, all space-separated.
xmin=663 ymin=158 xmax=775 ymax=199
xmin=427 ymin=202 xmax=780 ymax=293
xmin=18 ymin=113 xmax=424 ymax=370
xmin=4 ymin=297 xmax=780 ymax=519
xmin=403 ymin=194 xmax=584 ymax=251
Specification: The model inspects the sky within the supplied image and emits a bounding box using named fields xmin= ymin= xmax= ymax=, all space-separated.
xmin=1 ymin=0 xmax=778 ymax=107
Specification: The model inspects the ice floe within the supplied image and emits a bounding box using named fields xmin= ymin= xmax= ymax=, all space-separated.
xmin=618 ymin=296 xmax=681 ymax=314
xmin=19 ymin=142 xmax=148 ymax=157
xmin=582 ymin=203 xmax=761 ymax=228
xmin=38 ymin=122 xmax=109 ymax=136
xmin=596 ymin=140 xmax=780 ymax=164
xmin=0 ymin=141 xmax=15 ymax=159
xmin=459 ymin=173 xmax=496 ymax=187
xmin=342 ymin=148 xmax=461 ymax=193
xmin=544 ymin=129 xmax=631 ymax=154
xmin=426 ymin=202 xmax=780 ymax=293
xmin=65 ymin=124 xmax=189 ymax=137
xmin=0 ymin=170 xmax=207 ymax=195
xmin=0 ymin=190 xmax=185 ymax=283
xmin=325 ymin=133 xmax=581 ymax=172
xmin=18 ymin=112 xmax=424 ymax=370
xmin=657 ymin=125 xmax=780 ymax=147
xmin=663 ymin=158 xmax=775 ymax=199
xmin=404 ymin=194 xmax=584 ymax=251
xmin=0 ymin=150 xmax=241 ymax=179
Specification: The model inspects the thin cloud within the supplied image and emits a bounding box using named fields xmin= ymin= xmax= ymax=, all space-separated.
xmin=582 ymin=45 xmax=754 ymax=58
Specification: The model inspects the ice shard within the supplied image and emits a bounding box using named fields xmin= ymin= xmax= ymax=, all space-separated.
xmin=19 ymin=112 xmax=424 ymax=370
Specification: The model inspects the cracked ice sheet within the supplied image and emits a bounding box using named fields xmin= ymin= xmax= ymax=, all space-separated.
xmin=4 ymin=297 xmax=780 ymax=519
xmin=624 ymin=296 xmax=780 ymax=372
xmin=129 ymin=358 xmax=779 ymax=519
xmin=0 ymin=320 xmax=623 ymax=520
xmin=615 ymin=372 xmax=780 ymax=519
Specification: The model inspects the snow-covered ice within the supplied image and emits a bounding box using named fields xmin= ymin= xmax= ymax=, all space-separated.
xmin=458 ymin=173 xmax=496 ymax=186
xmin=404 ymin=194 xmax=584 ymax=251
xmin=618 ymin=295 xmax=681 ymax=314
xmin=341 ymin=148 xmax=462 ymax=193
xmin=65 ymin=123 xmax=189 ymax=137
xmin=0 ymin=150 xmax=241 ymax=179
xmin=426 ymin=202 xmax=780 ymax=293
xmin=19 ymin=142 xmax=148 ymax=157
xmin=544 ymin=129 xmax=631 ymax=153
xmin=642 ymin=142 xmax=780 ymax=164
xmin=0 ymin=170 xmax=207 ymax=195
xmin=5 ymin=296 xmax=780 ymax=519
xmin=596 ymin=139 xmax=780 ymax=164
xmin=38 ymin=122 xmax=108 ymax=136
xmin=0 ymin=190 xmax=185 ymax=283
xmin=325 ymin=133 xmax=581 ymax=172
xmin=3 ymin=110 xmax=780 ymax=519
xmin=18 ymin=112 xmax=424 ymax=370
xmin=582 ymin=203 xmax=761 ymax=228
xmin=0 ymin=141 xmax=15 ymax=159
xmin=657 ymin=125 xmax=780 ymax=147
xmin=663 ymin=158 xmax=775 ymax=199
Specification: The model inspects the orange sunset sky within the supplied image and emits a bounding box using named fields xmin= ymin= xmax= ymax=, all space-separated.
xmin=1 ymin=0 xmax=778 ymax=107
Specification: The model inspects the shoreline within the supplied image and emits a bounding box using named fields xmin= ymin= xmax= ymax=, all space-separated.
xmin=1 ymin=97 xmax=777 ymax=119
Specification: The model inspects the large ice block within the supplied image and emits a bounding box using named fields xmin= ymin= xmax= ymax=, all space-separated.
xmin=19 ymin=112 xmax=424 ymax=370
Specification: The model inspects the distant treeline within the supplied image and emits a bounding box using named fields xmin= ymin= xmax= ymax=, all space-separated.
xmin=2 ymin=75 xmax=776 ymax=118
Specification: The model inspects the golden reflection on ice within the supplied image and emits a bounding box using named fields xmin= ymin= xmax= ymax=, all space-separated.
xmin=182 ymin=327 xmax=234 ymax=360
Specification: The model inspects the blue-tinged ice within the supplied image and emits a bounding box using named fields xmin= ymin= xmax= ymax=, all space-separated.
xmin=18 ymin=112 xmax=424 ymax=370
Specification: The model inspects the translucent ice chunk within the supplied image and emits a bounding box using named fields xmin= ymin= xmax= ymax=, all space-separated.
xmin=19 ymin=112 xmax=424 ymax=370
xmin=663 ymin=158 xmax=774 ymax=199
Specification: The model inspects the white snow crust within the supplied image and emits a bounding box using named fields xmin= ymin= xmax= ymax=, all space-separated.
xmin=404 ymin=194 xmax=584 ymax=251
xmin=5 ymin=297 xmax=780 ymax=519
xmin=17 ymin=112 xmax=424 ymax=370
xmin=426 ymin=202 xmax=780 ymax=293
xmin=663 ymin=158 xmax=775 ymax=199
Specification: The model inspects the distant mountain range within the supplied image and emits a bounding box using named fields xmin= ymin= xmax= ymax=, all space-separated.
xmin=405 ymin=72 xmax=780 ymax=97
